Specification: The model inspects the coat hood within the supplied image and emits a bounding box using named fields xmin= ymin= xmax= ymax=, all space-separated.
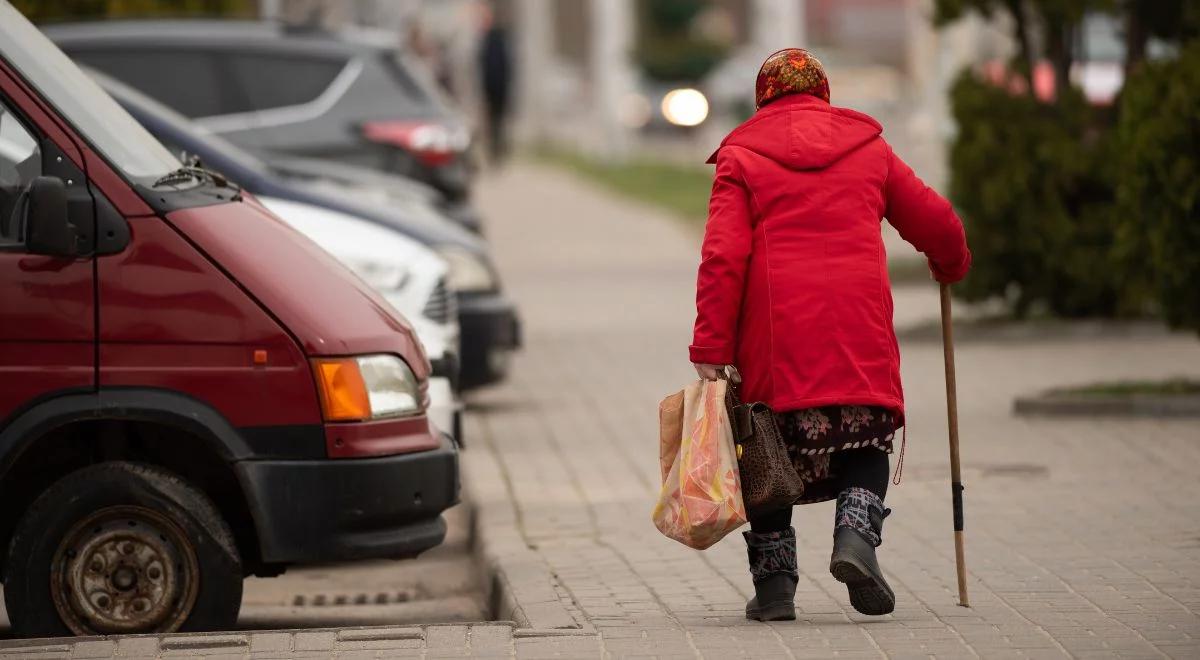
xmin=706 ymin=94 xmax=882 ymax=170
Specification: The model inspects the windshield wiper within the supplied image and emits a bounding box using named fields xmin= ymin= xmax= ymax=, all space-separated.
xmin=152 ymin=166 xmax=240 ymax=197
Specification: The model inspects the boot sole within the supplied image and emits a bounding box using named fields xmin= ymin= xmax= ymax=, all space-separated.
xmin=830 ymin=558 xmax=895 ymax=616
xmin=746 ymin=601 xmax=797 ymax=622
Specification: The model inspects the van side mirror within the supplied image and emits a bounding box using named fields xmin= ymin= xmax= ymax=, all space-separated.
xmin=22 ymin=176 xmax=78 ymax=257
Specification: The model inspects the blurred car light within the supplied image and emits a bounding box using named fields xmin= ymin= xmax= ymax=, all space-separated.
xmin=436 ymin=245 xmax=496 ymax=293
xmin=362 ymin=120 xmax=469 ymax=166
xmin=661 ymin=88 xmax=709 ymax=127
xmin=345 ymin=257 xmax=411 ymax=292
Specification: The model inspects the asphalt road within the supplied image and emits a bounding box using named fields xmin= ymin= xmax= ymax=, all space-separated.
xmin=0 ymin=504 xmax=486 ymax=637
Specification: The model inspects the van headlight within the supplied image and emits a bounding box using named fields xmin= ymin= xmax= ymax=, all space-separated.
xmin=436 ymin=245 xmax=496 ymax=292
xmin=345 ymin=258 xmax=411 ymax=292
xmin=312 ymin=355 xmax=422 ymax=421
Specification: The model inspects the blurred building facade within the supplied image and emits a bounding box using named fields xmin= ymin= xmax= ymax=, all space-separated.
xmin=261 ymin=0 xmax=1013 ymax=189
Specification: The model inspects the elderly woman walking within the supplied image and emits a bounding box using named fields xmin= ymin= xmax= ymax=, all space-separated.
xmin=691 ymin=49 xmax=971 ymax=621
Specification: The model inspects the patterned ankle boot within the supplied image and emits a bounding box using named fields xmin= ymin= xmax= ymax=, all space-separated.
xmin=744 ymin=527 xmax=798 ymax=621
xmin=829 ymin=487 xmax=896 ymax=615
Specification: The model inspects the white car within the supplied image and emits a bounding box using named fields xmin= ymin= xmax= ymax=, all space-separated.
xmin=256 ymin=196 xmax=462 ymax=441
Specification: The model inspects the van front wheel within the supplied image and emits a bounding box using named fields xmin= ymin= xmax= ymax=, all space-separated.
xmin=4 ymin=462 xmax=243 ymax=636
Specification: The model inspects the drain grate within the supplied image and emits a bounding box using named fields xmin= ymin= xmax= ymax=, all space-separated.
xmin=292 ymin=590 xmax=421 ymax=607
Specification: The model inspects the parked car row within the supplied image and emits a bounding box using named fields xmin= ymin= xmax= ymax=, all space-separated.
xmin=47 ymin=20 xmax=476 ymax=205
xmin=0 ymin=4 xmax=514 ymax=637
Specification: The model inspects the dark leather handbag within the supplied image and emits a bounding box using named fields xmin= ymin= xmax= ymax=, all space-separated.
xmin=724 ymin=367 xmax=805 ymax=517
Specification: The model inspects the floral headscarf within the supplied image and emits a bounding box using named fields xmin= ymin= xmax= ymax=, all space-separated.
xmin=755 ymin=48 xmax=830 ymax=109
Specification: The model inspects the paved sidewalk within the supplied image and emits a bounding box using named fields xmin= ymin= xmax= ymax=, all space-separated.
xmin=3 ymin=162 xmax=1198 ymax=659
xmin=463 ymin=163 xmax=1200 ymax=659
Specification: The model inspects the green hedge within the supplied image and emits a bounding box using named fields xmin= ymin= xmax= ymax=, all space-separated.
xmin=948 ymin=46 xmax=1200 ymax=334
xmin=1115 ymin=42 xmax=1200 ymax=332
xmin=946 ymin=73 xmax=1131 ymax=317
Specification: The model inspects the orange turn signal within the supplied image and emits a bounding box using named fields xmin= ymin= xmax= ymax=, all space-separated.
xmin=312 ymin=358 xmax=371 ymax=421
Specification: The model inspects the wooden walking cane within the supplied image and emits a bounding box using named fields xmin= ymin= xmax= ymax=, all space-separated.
xmin=940 ymin=282 xmax=970 ymax=607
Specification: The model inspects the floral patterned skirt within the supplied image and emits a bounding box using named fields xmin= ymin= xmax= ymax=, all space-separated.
xmin=773 ymin=405 xmax=898 ymax=504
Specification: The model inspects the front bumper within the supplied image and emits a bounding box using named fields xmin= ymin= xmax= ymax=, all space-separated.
xmin=236 ymin=434 xmax=460 ymax=565
xmin=427 ymin=376 xmax=464 ymax=444
xmin=458 ymin=290 xmax=521 ymax=389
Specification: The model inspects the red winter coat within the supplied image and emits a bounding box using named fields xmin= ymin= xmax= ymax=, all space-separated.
xmin=690 ymin=94 xmax=971 ymax=419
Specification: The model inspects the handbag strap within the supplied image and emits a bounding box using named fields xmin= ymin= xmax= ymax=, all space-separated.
xmin=718 ymin=367 xmax=754 ymax=442
xmin=720 ymin=365 xmax=744 ymax=404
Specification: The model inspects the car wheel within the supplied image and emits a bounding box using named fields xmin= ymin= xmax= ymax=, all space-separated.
xmin=3 ymin=461 xmax=242 ymax=636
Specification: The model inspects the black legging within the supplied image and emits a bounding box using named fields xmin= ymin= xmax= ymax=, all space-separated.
xmin=749 ymin=448 xmax=889 ymax=533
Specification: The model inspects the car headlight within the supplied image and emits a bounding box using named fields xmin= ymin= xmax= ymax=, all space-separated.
xmin=312 ymin=355 xmax=422 ymax=421
xmin=436 ymin=245 xmax=496 ymax=292
xmin=344 ymin=258 xmax=411 ymax=292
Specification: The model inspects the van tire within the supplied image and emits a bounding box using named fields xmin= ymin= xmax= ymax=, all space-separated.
xmin=3 ymin=461 xmax=243 ymax=636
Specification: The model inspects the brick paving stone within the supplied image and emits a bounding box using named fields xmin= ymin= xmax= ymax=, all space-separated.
xmin=112 ymin=636 xmax=160 ymax=657
xmin=335 ymin=627 xmax=424 ymax=642
xmin=246 ymin=652 xmax=330 ymax=659
xmin=289 ymin=631 xmax=337 ymax=652
xmin=247 ymin=633 xmax=292 ymax=654
xmin=425 ymin=624 xmax=470 ymax=650
xmin=65 ymin=640 xmax=114 ymax=659
xmin=467 ymin=625 xmax=514 ymax=653
xmin=336 ymin=638 xmax=424 ymax=651
xmin=512 ymin=636 xmax=604 ymax=658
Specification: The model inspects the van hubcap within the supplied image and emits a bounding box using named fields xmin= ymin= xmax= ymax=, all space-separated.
xmin=51 ymin=506 xmax=199 ymax=634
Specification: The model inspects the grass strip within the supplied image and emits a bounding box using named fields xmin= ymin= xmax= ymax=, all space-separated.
xmin=533 ymin=148 xmax=712 ymax=225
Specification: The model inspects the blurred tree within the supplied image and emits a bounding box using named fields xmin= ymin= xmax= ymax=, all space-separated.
xmin=635 ymin=0 xmax=729 ymax=82
xmin=1115 ymin=42 xmax=1200 ymax=333
xmin=14 ymin=0 xmax=256 ymax=22
xmin=933 ymin=0 xmax=1112 ymax=99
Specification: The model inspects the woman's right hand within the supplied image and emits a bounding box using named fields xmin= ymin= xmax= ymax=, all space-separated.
xmin=693 ymin=363 xmax=724 ymax=381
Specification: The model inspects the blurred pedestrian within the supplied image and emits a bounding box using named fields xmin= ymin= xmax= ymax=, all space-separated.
xmin=690 ymin=48 xmax=971 ymax=621
xmin=476 ymin=2 xmax=512 ymax=164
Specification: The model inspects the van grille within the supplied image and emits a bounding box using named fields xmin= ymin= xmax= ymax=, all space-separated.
xmin=423 ymin=278 xmax=457 ymax=324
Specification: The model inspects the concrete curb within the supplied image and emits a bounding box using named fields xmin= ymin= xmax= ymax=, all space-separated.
xmin=0 ymin=621 xmax=605 ymax=657
xmin=897 ymin=318 xmax=1178 ymax=344
xmin=1013 ymin=392 xmax=1200 ymax=418
xmin=0 ymin=624 xmax=500 ymax=656
xmin=461 ymin=443 xmax=594 ymax=634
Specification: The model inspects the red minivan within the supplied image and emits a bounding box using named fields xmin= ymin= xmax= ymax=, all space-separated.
xmin=0 ymin=4 xmax=458 ymax=636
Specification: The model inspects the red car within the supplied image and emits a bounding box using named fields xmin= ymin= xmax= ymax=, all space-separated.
xmin=0 ymin=4 xmax=458 ymax=636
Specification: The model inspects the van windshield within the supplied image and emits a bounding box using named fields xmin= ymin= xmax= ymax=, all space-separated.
xmin=0 ymin=4 xmax=180 ymax=183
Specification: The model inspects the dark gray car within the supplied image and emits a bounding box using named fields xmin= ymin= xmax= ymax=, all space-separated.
xmin=46 ymin=20 xmax=474 ymax=202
